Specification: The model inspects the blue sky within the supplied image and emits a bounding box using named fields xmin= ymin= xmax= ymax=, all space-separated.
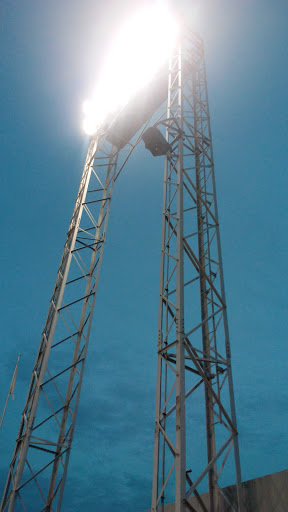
xmin=1 ymin=0 xmax=288 ymax=510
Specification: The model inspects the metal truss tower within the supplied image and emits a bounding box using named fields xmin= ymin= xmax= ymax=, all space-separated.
xmin=1 ymin=138 xmax=120 ymax=511
xmin=1 ymin=31 xmax=242 ymax=512
xmin=150 ymin=34 xmax=242 ymax=512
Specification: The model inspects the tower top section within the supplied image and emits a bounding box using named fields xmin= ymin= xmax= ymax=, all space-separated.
xmin=82 ymin=2 xmax=179 ymax=136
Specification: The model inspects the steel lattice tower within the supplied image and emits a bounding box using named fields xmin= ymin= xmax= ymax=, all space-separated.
xmin=150 ymin=33 xmax=242 ymax=512
xmin=1 ymin=31 xmax=242 ymax=512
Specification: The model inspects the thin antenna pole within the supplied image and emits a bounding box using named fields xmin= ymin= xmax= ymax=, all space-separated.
xmin=0 ymin=354 xmax=21 ymax=429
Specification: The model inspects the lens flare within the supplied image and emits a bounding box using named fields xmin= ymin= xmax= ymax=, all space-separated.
xmin=83 ymin=2 xmax=179 ymax=135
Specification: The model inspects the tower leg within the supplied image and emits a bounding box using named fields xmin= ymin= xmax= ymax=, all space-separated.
xmin=151 ymin=31 xmax=242 ymax=512
xmin=1 ymin=140 xmax=119 ymax=512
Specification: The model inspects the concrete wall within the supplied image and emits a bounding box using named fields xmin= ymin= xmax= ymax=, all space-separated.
xmin=240 ymin=468 xmax=288 ymax=512
xmin=148 ymin=468 xmax=288 ymax=511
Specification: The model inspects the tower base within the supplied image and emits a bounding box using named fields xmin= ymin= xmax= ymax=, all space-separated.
xmin=147 ymin=468 xmax=288 ymax=512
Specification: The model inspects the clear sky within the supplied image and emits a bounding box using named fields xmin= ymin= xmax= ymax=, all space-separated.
xmin=0 ymin=0 xmax=288 ymax=510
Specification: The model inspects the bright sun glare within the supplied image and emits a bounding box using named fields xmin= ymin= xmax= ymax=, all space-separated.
xmin=83 ymin=2 xmax=179 ymax=136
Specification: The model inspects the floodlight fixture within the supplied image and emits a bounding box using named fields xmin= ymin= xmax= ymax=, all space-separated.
xmin=83 ymin=2 xmax=179 ymax=136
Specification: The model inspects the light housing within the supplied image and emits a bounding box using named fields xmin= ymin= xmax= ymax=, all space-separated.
xmin=83 ymin=2 xmax=179 ymax=136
